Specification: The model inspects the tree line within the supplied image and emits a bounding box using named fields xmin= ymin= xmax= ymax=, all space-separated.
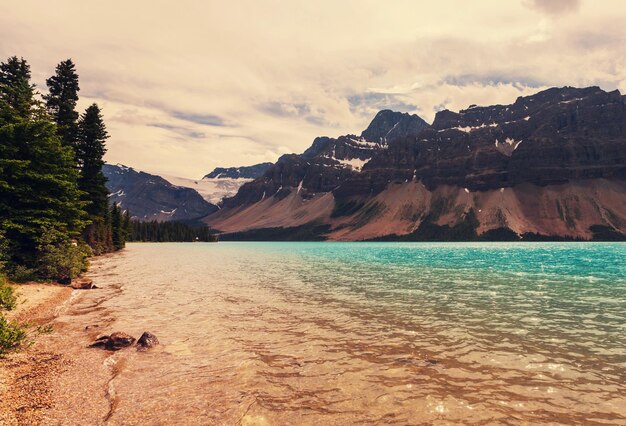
xmin=130 ymin=220 xmax=218 ymax=242
xmin=0 ymin=56 xmax=128 ymax=283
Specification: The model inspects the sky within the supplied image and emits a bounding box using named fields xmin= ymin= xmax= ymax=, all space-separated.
xmin=1 ymin=0 xmax=626 ymax=178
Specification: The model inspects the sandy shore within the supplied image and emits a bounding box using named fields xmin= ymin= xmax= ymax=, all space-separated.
xmin=0 ymin=283 xmax=72 ymax=424
xmin=0 ymin=251 xmax=136 ymax=425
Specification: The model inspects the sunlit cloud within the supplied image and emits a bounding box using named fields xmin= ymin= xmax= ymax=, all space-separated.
xmin=1 ymin=0 xmax=624 ymax=177
xmin=524 ymin=0 xmax=581 ymax=16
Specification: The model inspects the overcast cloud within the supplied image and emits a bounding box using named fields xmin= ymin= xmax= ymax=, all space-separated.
xmin=1 ymin=0 xmax=625 ymax=177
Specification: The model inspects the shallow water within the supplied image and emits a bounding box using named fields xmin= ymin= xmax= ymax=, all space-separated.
xmin=82 ymin=242 xmax=626 ymax=424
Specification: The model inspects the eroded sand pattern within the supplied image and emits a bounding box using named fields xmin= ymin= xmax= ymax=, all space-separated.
xmin=20 ymin=242 xmax=626 ymax=425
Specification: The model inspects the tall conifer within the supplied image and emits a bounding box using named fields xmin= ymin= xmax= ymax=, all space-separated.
xmin=111 ymin=202 xmax=124 ymax=250
xmin=0 ymin=56 xmax=36 ymax=120
xmin=44 ymin=59 xmax=80 ymax=147
xmin=77 ymin=104 xmax=109 ymax=217
xmin=0 ymin=57 xmax=87 ymax=266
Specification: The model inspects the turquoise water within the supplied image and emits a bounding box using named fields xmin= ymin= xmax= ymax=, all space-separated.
xmin=82 ymin=242 xmax=626 ymax=424
xmin=280 ymin=242 xmax=626 ymax=361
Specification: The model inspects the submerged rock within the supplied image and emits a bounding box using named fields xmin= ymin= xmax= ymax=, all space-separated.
xmin=90 ymin=332 xmax=136 ymax=351
xmin=71 ymin=277 xmax=97 ymax=289
xmin=136 ymin=332 xmax=159 ymax=350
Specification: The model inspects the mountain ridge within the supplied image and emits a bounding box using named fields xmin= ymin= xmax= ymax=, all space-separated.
xmin=206 ymin=86 xmax=626 ymax=241
xmin=103 ymin=164 xmax=218 ymax=221
xmin=203 ymin=162 xmax=272 ymax=179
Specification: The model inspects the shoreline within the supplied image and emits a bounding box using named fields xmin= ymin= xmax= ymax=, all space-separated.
xmin=0 ymin=283 xmax=74 ymax=424
xmin=0 ymin=256 xmax=119 ymax=425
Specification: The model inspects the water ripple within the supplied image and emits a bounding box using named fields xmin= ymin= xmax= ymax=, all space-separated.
xmin=77 ymin=242 xmax=625 ymax=425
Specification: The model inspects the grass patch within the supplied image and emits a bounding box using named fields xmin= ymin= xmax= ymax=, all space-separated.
xmin=0 ymin=274 xmax=17 ymax=310
xmin=0 ymin=316 xmax=27 ymax=355
xmin=36 ymin=324 xmax=54 ymax=334
xmin=0 ymin=273 xmax=27 ymax=355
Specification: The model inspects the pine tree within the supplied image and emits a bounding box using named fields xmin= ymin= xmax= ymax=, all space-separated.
xmin=111 ymin=202 xmax=125 ymax=250
xmin=44 ymin=59 xmax=80 ymax=147
xmin=0 ymin=56 xmax=32 ymax=243
xmin=0 ymin=57 xmax=87 ymax=267
xmin=0 ymin=56 xmax=37 ymax=120
xmin=76 ymin=104 xmax=108 ymax=215
xmin=103 ymin=202 xmax=113 ymax=252
xmin=76 ymin=103 xmax=110 ymax=252
xmin=122 ymin=210 xmax=132 ymax=243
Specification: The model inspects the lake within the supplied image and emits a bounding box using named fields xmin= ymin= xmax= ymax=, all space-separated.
xmin=77 ymin=242 xmax=626 ymax=424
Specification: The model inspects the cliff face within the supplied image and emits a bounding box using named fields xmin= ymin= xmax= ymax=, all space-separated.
xmin=206 ymin=87 xmax=626 ymax=241
xmin=339 ymin=86 xmax=626 ymax=197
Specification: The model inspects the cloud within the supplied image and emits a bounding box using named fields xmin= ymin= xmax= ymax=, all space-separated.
xmin=1 ymin=0 xmax=624 ymax=178
xmin=170 ymin=112 xmax=226 ymax=127
xmin=258 ymin=102 xmax=328 ymax=126
xmin=348 ymin=93 xmax=417 ymax=115
xmin=523 ymin=0 xmax=581 ymax=15
xmin=443 ymin=75 xmax=544 ymax=89
xmin=147 ymin=123 xmax=205 ymax=139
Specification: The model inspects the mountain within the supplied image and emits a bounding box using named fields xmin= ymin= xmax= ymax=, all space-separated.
xmin=203 ymin=162 xmax=273 ymax=179
xmin=103 ymin=164 xmax=218 ymax=221
xmin=360 ymin=109 xmax=430 ymax=143
xmin=205 ymin=86 xmax=626 ymax=241
xmin=221 ymin=111 xmax=430 ymax=207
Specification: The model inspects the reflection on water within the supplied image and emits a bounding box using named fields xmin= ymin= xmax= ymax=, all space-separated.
xmin=81 ymin=242 xmax=626 ymax=424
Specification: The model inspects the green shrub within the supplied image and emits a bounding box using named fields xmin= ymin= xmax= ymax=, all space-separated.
xmin=37 ymin=228 xmax=91 ymax=283
xmin=0 ymin=274 xmax=16 ymax=310
xmin=0 ymin=230 xmax=8 ymax=271
xmin=0 ymin=315 xmax=27 ymax=355
xmin=0 ymin=271 xmax=25 ymax=355
xmin=9 ymin=264 xmax=39 ymax=283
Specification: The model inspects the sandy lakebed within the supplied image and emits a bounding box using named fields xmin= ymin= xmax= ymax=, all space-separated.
xmin=1 ymin=243 xmax=625 ymax=425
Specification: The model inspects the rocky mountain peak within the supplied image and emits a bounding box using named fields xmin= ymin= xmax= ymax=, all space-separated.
xmin=302 ymin=136 xmax=334 ymax=159
xmin=360 ymin=110 xmax=430 ymax=143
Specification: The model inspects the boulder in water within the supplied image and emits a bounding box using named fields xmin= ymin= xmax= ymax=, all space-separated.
xmin=137 ymin=332 xmax=159 ymax=350
xmin=71 ymin=277 xmax=97 ymax=289
xmin=90 ymin=332 xmax=136 ymax=351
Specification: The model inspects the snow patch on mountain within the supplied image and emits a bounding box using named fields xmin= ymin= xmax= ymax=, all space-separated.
xmin=495 ymin=137 xmax=523 ymax=157
xmin=161 ymin=174 xmax=252 ymax=204
xmin=444 ymin=122 xmax=499 ymax=133
xmin=108 ymin=189 xmax=125 ymax=197
xmin=334 ymin=157 xmax=370 ymax=171
xmin=347 ymin=137 xmax=381 ymax=149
